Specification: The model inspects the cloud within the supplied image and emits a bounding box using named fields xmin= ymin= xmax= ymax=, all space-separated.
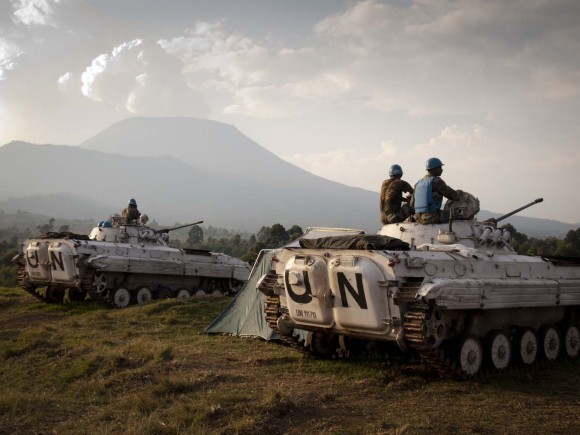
xmin=224 ymin=86 xmax=302 ymax=118
xmin=0 ymin=39 xmax=24 ymax=80
xmin=314 ymin=0 xmax=396 ymax=54
xmin=224 ymin=73 xmax=351 ymax=117
xmin=283 ymin=139 xmax=402 ymax=189
xmin=530 ymin=67 xmax=580 ymax=101
xmin=73 ymin=39 xmax=208 ymax=116
xmin=285 ymin=73 xmax=351 ymax=100
xmin=159 ymin=22 xmax=270 ymax=87
xmin=156 ymin=1 xmax=580 ymax=121
xmin=56 ymin=71 xmax=72 ymax=91
xmin=416 ymin=124 xmax=483 ymax=151
xmin=11 ymin=0 xmax=61 ymax=27
xmin=159 ymin=21 xmax=348 ymax=118
xmin=311 ymin=0 xmax=580 ymax=114
xmin=283 ymin=124 xmax=487 ymax=193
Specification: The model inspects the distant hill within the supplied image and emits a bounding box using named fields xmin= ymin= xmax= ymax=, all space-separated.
xmin=0 ymin=136 xmax=378 ymax=231
xmin=0 ymin=117 xmax=576 ymax=237
xmin=0 ymin=141 xmax=226 ymax=222
xmin=0 ymin=192 xmax=110 ymax=220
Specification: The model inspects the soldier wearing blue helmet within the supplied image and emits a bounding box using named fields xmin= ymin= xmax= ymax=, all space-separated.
xmin=411 ymin=157 xmax=461 ymax=224
xmin=121 ymin=198 xmax=142 ymax=224
xmin=380 ymin=164 xmax=414 ymax=224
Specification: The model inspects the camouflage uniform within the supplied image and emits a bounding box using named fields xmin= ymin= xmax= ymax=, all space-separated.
xmin=380 ymin=178 xmax=414 ymax=224
xmin=122 ymin=205 xmax=141 ymax=224
xmin=411 ymin=175 xmax=459 ymax=224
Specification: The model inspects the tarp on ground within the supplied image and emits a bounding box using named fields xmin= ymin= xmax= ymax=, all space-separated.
xmin=204 ymin=249 xmax=280 ymax=340
xmin=203 ymin=227 xmax=366 ymax=340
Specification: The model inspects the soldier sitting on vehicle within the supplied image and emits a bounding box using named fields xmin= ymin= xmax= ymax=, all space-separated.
xmin=380 ymin=164 xmax=414 ymax=224
xmin=411 ymin=157 xmax=461 ymax=224
xmin=122 ymin=198 xmax=141 ymax=224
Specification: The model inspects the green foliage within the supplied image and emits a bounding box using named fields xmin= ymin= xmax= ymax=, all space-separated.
xmin=0 ymin=241 xmax=17 ymax=287
xmin=557 ymin=228 xmax=580 ymax=256
xmin=0 ymin=209 xmax=95 ymax=237
xmin=187 ymin=223 xmax=303 ymax=263
xmin=502 ymin=224 xmax=580 ymax=256
xmin=37 ymin=218 xmax=55 ymax=235
xmin=186 ymin=224 xmax=203 ymax=246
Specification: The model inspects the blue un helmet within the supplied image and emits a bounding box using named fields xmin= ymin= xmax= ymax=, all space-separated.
xmin=389 ymin=164 xmax=403 ymax=176
xmin=426 ymin=157 xmax=444 ymax=170
xmin=128 ymin=198 xmax=137 ymax=206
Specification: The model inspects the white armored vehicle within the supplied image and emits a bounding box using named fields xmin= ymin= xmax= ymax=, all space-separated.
xmin=258 ymin=194 xmax=580 ymax=376
xmin=13 ymin=218 xmax=251 ymax=308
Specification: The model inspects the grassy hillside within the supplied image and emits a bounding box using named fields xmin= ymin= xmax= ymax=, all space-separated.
xmin=1 ymin=288 xmax=580 ymax=434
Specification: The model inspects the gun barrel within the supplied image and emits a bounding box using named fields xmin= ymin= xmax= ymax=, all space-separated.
xmin=495 ymin=198 xmax=543 ymax=223
xmin=156 ymin=220 xmax=204 ymax=233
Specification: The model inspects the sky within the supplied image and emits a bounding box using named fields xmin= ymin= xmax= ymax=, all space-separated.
xmin=1 ymin=0 xmax=579 ymax=224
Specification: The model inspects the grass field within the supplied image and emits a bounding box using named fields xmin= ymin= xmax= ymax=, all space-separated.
xmin=1 ymin=286 xmax=580 ymax=434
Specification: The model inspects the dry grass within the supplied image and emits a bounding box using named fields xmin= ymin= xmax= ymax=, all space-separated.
xmin=1 ymin=286 xmax=580 ymax=434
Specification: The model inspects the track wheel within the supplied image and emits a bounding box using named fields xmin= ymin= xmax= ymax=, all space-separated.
xmin=157 ymin=287 xmax=172 ymax=299
xmin=46 ymin=286 xmax=65 ymax=303
xmin=310 ymin=332 xmax=337 ymax=358
xmin=177 ymin=288 xmax=191 ymax=299
xmin=205 ymin=279 xmax=217 ymax=291
xmin=540 ymin=325 xmax=561 ymax=361
xmin=516 ymin=328 xmax=538 ymax=365
xmin=486 ymin=330 xmax=512 ymax=371
xmin=136 ymin=287 xmax=153 ymax=305
xmin=111 ymin=288 xmax=131 ymax=308
xmin=458 ymin=336 xmax=483 ymax=376
xmin=564 ymin=325 xmax=580 ymax=358
xmin=227 ymin=279 xmax=244 ymax=295
xmin=68 ymin=289 xmax=86 ymax=302
xmin=92 ymin=272 xmax=108 ymax=293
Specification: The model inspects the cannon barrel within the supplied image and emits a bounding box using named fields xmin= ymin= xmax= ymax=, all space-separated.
xmin=155 ymin=220 xmax=204 ymax=234
xmin=495 ymin=198 xmax=543 ymax=223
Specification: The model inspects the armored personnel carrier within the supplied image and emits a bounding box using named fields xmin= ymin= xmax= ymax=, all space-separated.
xmin=13 ymin=217 xmax=251 ymax=308
xmin=258 ymin=193 xmax=580 ymax=376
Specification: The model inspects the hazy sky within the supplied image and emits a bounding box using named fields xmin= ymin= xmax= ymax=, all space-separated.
xmin=1 ymin=0 xmax=579 ymax=223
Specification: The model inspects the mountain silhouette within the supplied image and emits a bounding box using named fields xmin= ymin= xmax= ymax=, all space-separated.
xmin=81 ymin=117 xmax=309 ymax=180
xmin=0 ymin=121 xmax=379 ymax=231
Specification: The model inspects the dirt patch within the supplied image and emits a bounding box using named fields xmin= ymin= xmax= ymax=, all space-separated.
xmin=0 ymin=306 xmax=67 ymax=331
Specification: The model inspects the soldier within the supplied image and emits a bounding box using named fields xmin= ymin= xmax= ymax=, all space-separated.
xmin=380 ymin=164 xmax=414 ymax=224
xmin=122 ymin=198 xmax=141 ymax=224
xmin=411 ymin=157 xmax=461 ymax=224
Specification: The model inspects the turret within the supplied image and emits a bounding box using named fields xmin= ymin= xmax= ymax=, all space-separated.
xmin=379 ymin=192 xmax=544 ymax=253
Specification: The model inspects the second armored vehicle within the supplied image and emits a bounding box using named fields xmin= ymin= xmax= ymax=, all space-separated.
xmin=13 ymin=218 xmax=251 ymax=308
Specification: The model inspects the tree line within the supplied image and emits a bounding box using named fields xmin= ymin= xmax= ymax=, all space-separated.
xmin=503 ymin=224 xmax=580 ymax=257
xmin=177 ymin=223 xmax=303 ymax=263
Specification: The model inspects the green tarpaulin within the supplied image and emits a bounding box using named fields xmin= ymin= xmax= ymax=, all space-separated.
xmin=204 ymin=249 xmax=280 ymax=340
